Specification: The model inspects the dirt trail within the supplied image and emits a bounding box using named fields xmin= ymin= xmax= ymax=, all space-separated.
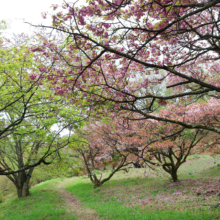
xmin=54 ymin=179 xmax=103 ymax=220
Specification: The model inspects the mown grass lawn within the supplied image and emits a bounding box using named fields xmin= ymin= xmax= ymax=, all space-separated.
xmin=0 ymin=155 xmax=220 ymax=220
xmin=0 ymin=179 xmax=75 ymax=220
xmin=66 ymin=155 xmax=220 ymax=220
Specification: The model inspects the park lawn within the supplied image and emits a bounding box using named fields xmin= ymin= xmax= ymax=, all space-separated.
xmin=0 ymin=179 xmax=76 ymax=220
xmin=0 ymin=155 xmax=219 ymax=220
xmin=66 ymin=155 xmax=220 ymax=220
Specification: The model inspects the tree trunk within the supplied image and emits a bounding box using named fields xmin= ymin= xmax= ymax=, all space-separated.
xmin=15 ymin=170 xmax=33 ymax=198
xmin=162 ymin=164 xmax=179 ymax=182
xmin=16 ymin=179 xmax=30 ymax=198
xmin=94 ymin=180 xmax=102 ymax=188
xmin=171 ymin=168 xmax=178 ymax=182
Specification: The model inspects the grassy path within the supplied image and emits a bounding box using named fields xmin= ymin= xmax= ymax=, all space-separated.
xmin=54 ymin=178 xmax=103 ymax=220
xmin=51 ymin=179 xmax=102 ymax=220
xmin=59 ymin=188 xmax=99 ymax=220
xmin=0 ymin=178 xmax=103 ymax=220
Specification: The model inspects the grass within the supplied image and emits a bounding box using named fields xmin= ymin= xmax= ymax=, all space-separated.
xmin=66 ymin=180 xmax=217 ymax=220
xmin=66 ymin=155 xmax=220 ymax=220
xmin=0 ymin=155 xmax=220 ymax=219
xmin=0 ymin=179 xmax=75 ymax=220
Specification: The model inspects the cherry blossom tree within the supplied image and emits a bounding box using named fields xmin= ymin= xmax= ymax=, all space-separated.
xmin=75 ymin=121 xmax=139 ymax=188
xmin=29 ymin=0 xmax=220 ymax=134
xmin=103 ymin=116 xmax=207 ymax=182
xmin=135 ymin=124 xmax=206 ymax=182
xmin=75 ymin=113 xmax=207 ymax=184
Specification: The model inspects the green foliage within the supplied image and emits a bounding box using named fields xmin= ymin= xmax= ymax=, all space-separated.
xmin=41 ymin=149 xmax=82 ymax=178
xmin=0 ymin=20 xmax=7 ymax=36
xmin=182 ymin=129 xmax=196 ymax=140
xmin=28 ymin=146 xmax=83 ymax=187
xmin=0 ymin=36 xmax=86 ymax=200
xmin=0 ymin=176 xmax=16 ymax=198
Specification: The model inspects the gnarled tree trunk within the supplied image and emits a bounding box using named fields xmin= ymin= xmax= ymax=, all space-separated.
xmin=6 ymin=168 xmax=34 ymax=198
xmin=162 ymin=164 xmax=179 ymax=182
xmin=16 ymin=179 xmax=30 ymax=198
xmin=170 ymin=168 xmax=178 ymax=182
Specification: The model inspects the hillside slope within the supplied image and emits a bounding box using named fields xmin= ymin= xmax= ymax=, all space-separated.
xmin=0 ymin=155 xmax=220 ymax=219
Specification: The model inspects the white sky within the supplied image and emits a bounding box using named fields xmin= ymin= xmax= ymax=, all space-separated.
xmin=0 ymin=0 xmax=69 ymax=35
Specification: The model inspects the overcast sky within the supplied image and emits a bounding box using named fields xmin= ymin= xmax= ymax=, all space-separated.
xmin=0 ymin=0 xmax=69 ymax=35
